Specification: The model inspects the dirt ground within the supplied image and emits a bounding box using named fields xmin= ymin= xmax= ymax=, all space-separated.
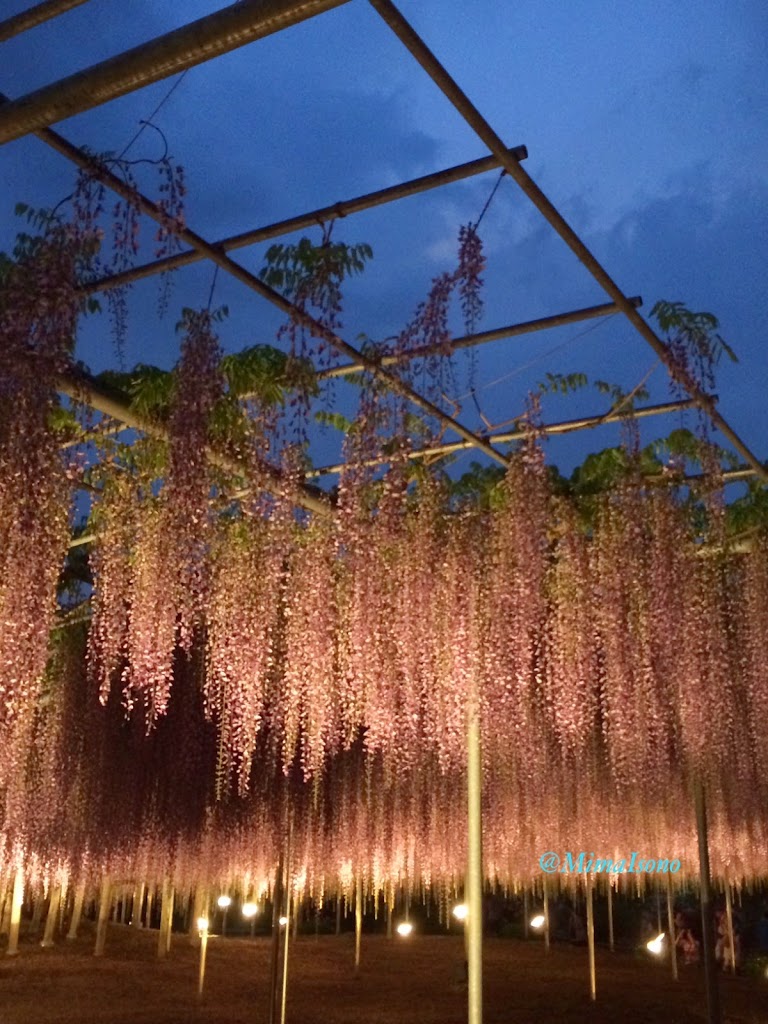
xmin=1 ymin=924 xmax=766 ymax=1024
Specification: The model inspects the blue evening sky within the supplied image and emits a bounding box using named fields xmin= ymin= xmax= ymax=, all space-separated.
xmin=1 ymin=0 xmax=766 ymax=482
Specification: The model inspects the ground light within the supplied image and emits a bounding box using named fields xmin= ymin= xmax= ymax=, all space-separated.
xmin=452 ymin=903 xmax=469 ymax=921
xmin=396 ymin=921 xmax=413 ymax=937
xmin=197 ymin=917 xmax=209 ymax=997
xmin=647 ymin=933 xmax=665 ymax=955
xmin=530 ymin=914 xmax=545 ymax=929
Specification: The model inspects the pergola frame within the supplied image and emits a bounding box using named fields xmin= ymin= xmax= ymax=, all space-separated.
xmin=1 ymin=6 xmax=762 ymax=1024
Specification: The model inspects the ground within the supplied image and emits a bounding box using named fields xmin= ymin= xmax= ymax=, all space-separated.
xmin=1 ymin=925 xmax=766 ymax=1023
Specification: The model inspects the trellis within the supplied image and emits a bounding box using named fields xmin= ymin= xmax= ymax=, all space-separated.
xmin=0 ymin=5 xmax=766 ymax=1024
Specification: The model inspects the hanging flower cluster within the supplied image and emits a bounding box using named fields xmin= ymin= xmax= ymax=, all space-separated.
xmin=0 ymin=219 xmax=92 ymax=819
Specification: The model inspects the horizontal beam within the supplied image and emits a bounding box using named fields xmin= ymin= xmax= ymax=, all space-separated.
xmin=84 ymin=145 xmax=528 ymax=294
xmin=368 ymin=0 xmax=768 ymax=484
xmin=0 ymin=0 xmax=350 ymax=145
xmin=34 ymin=123 xmax=509 ymax=468
xmin=307 ymin=397 xmax=700 ymax=475
xmin=59 ymin=372 xmax=332 ymax=518
xmin=317 ymin=297 xmax=642 ymax=380
xmin=0 ymin=0 xmax=91 ymax=42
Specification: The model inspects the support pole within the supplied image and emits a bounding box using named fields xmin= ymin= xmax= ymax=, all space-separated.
xmin=131 ymin=883 xmax=145 ymax=928
xmin=268 ymin=856 xmax=285 ymax=1024
xmin=694 ymin=779 xmax=722 ymax=1024
xmin=543 ymin=875 xmax=550 ymax=953
xmin=523 ymin=889 xmax=529 ymax=941
xmin=198 ymin=922 xmax=209 ymax=998
xmin=6 ymin=867 xmax=24 ymax=956
xmin=724 ymin=883 xmax=735 ymax=973
xmin=466 ymin=691 xmax=483 ymax=1024
xmin=586 ymin=879 xmax=596 ymax=1001
xmin=335 ymin=895 xmax=341 ymax=936
xmin=308 ymin=397 xmax=698 ymax=476
xmin=40 ymin=884 xmax=62 ymax=948
xmin=145 ymin=885 xmax=155 ymax=929
xmin=355 ymin=877 xmax=362 ymax=973
xmin=67 ymin=881 xmax=86 ymax=940
xmin=666 ymin=875 xmax=678 ymax=981
xmin=0 ymin=0 xmax=352 ymax=145
xmin=280 ymin=861 xmax=292 ymax=1024
xmin=317 ymin=298 xmax=642 ymax=381
xmin=0 ymin=0 xmax=91 ymax=43
xmin=607 ymin=882 xmax=614 ymax=953
xmin=157 ymin=879 xmax=174 ymax=959
xmin=94 ymin=876 xmax=111 ymax=957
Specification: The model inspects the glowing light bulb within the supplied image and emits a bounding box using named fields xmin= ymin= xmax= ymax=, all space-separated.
xmin=217 ymin=895 xmax=232 ymax=909
xmin=242 ymin=902 xmax=258 ymax=918
xmin=279 ymin=915 xmax=289 ymax=926
xmin=647 ymin=933 xmax=665 ymax=955
xmin=452 ymin=904 xmax=469 ymax=921
xmin=197 ymin=917 xmax=209 ymax=932
xmin=396 ymin=921 xmax=413 ymax=937
xmin=530 ymin=914 xmax=545 ymax=929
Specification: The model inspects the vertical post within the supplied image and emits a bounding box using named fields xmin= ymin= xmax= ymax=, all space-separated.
xmin=268 ymin=855 xmax=285 ymax=1024
xmin=694 ymin=778 xmax=722 ymax=1024
xmin=355 ymin=877 xmax=362 ymax=973
xmin=280 ymin=861 xmax=292 ymax=1024
xmin=666 ymin=874 xmax=678 ymax=981
xmin=132 ymin=883 xmax=145 ymax=928
xmin=724 ymin=883 xmax=735 ymax=973
xmin=198 ymin=921 xmax=209 ymax=997
xmin=41 ymin=884 xmax=62 ymax=947
xmin=6 ymin=866 xmax=24 ymax=956
xmin=607 ymin=881 xmax=614 ymax=953
xmin=523 ymin=889 xmax=529 ymax=940
xmin=586 ymin=879 xmax=596 ymax=1001
xmin=94 ymin=876 xmax=111 ymax=957
xmin=466 ymin=690 xmax=483 ymax=1024
xmin=30 ymin=891 xmax=44 ymax=935
xmin=543 ymin=875 xmax=550 ymax=953
xmin=67 ymin=880 xmax=86 ymax=940
xmin=157 ymin=879 xmax=174 ymax=958
xmin=189 ymin=887 xmax=208 ymax=946
xmin=335 ymin=895 xmax=341 ymax=936
xmin=145 ymin=885 xmax=155 ymax=928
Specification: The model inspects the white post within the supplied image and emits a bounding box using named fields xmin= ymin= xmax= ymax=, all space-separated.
xmin=94 ymin=876 xmax=111 ymax=956
xmin=131 ymin=883 xmax=145 ymax=928
xmin=724 ymin=883 xmax=736 ymax=973
xmin=354 ymin=877 xmax=362 ymax=973
xmin=198 ymin=921 xmax=209 ymax=997
xmin=586 ymin=878 xmax=596 ymax=1001
xmin=467 ymin=691 xmax=483 ymax=1024
xmin=607 ymin=882 xmax=614 ymax=953
xmin=280 ymin=871 xmax=292 ymax=1024
xmin=6 ymin=867 xmax=24 ymax=956
xmin=41 ymin=883 xmax=62 ymax=948
xmin=666 ymin=874 xmax=678 ymax=981
xmin=67 ymin=881 xmax=86 ymax=940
